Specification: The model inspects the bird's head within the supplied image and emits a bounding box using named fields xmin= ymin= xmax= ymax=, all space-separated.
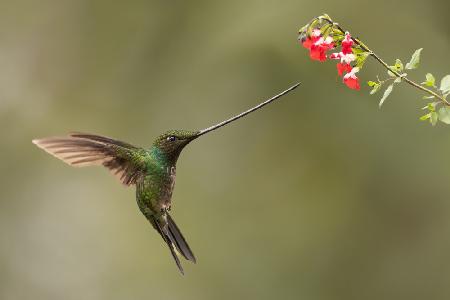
xmin=152 ymin=129 xmax=200 ymax=163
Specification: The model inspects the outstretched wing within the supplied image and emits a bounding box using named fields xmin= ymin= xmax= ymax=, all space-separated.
xmin=32 ymin=133 xmax=148 ymax=185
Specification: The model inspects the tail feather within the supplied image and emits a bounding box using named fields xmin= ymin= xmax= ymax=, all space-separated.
xmin=151 ymin=216 xmax=184 ymax=275
xmin=167 ymin=214 xmax=196 ymax=263
xmin=149 ymin=214 xmax=196 ymax=274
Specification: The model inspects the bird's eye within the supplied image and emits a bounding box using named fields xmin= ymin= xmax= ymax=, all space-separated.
xmin=167 ymin=136 xmax=176 ymax=142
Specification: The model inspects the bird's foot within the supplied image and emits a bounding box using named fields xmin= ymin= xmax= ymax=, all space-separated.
xmin=160 ymin=206 xmax=171 ymax=213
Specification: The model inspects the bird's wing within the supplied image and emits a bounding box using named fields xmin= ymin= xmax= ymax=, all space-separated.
xmin=32 ymin=133 xmax=148 ymax=185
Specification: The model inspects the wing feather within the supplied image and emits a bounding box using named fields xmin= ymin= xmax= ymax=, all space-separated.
xmin=33 ymin=133 xmax=147 ymax=185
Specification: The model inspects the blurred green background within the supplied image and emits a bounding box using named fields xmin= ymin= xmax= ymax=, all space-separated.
xmin=1 ymin=0 xmax=450 ymax=299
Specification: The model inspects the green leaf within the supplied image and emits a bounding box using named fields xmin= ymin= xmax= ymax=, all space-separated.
xmin=430 ymin=111 xmax=439 ymax=126
xmin=352 ymin=47 xmax=366 ymax=55
xmin=367 ymin=81 xmax=377 ymax=87
xmin=355 ymin=53 xmax=370 ymax=69
xmin=306 ymin=21 xmax=316 ymax=36
xmin=419 ymin=113 xmax=431 ymax=121
xmin=422 ymin=73 xmax=436 ymax=87
xmin=371 ymin=86 xmax=381 ymax=95
xmin=320 ymin=23 xmax=332 ymax=38
xmin=370 ymin=83 xmax=381 ymax=95
xmin=394 ymin=59 xmax=404 ymax=72
xmin=321 ymin=13 xmax=331 ymax=20
xmin=440 ymin=75 xmax=450 ymax=93
xmin=387 ymin=68 xmax=396 ymax=77
xmin=405 ymin=48 xmax=423 ymax=70
xmin=438 ymin=106 xmax=450 ymax=124
xmin=332 ymin=29 xmax=344 ymax=38
xmin=430 ymin=111 xmax=438 ymax=126
xmin=299 ymin=24 xmax=308 ymax=34
xmin=379 ymin=84 xmax=394 ymax=107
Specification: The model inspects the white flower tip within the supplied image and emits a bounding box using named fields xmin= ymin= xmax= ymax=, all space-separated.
xmin=343 ymin=32 xmax=352 ymax=42
xmin=344 ymin=67 xmax=360 ymax=79
xmin=324 ymin=36 xmax=334 ymax=44
xmin=312 ymin=29 xmax=322 ymax=37
xmin=330 ymin=53 xmax=340 ymax=59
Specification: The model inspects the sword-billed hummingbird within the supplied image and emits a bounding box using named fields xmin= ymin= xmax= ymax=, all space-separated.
xmin=32 ymin=82 xmax=300 ymax=274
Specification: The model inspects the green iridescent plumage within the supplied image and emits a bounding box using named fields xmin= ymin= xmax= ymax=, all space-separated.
xmin=32 ymin=83 xmax=300 ymax=274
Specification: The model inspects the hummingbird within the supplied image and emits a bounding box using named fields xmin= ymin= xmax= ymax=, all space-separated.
xmin=32 ymin=82 xmax=300 ymax=274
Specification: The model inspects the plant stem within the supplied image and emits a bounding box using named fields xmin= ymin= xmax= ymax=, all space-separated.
xmin=318 ymin=16 xmax=449 ymax=106
xmin=357 ymin=42 xmax=449 ymax=105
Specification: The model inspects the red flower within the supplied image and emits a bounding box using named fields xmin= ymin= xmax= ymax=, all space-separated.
xmin=331 ymin=53 xmax=356 ymax=76
xmin=330 ymin=35 xmax=356 ymax=76
xmin=301 ymin=29 xmax=321 ymax=49
xmin=300 ymin=27 xmax=361 ymax=91
xmin=341 ymin=32 xmax=354 ymax=55
xmin=309 ymin=44 xmax=327 ymax=61
xmin=336 ymin=63 xmax=353 ymax=76
xmin=301 ymin=30 xmax=334 ymax=62
xmin=344 ymin=75 xmax=360 ymax=90
xmin=343 ymin=67 xmax=360 ymax=90
xmin=309 ymin=36 xmax=334 ymax=62
xmin=330 ymin=52 xmax=356 ymax=64
xmin=302 ymin=38 xmax=314 ymax=49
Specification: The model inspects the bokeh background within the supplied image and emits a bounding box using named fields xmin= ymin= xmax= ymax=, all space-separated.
xmin=1 ymin=1 xmax=450 ymax=299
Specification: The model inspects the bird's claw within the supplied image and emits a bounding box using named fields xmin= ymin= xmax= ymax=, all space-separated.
xmin=160 ymin=206 xmax=171 ymax=213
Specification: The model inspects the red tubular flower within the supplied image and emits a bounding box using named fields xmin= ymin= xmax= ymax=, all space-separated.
xmin=300 ymin=30 xmax=334 ymax=62
xmin=309 ymin=36 xmax=334 ymax=62
xmin=336 ymin=63 xmax=353 ymax=76
xmin=331 ymin=52 xmax=355 ymax=76
xmin=301 ymin=29 xmax=321 ymax=49
xmin=341 ymin=32 xmax=354 ymax=55
xmin=310 ymin=44 xmax=327 ymax=61
xmin=343 ymin=67 xmax=360 ymax=90
xmin=302 ymin=38 xmax=314 ymax=49
xmin=344 ymin=76 xmax=360 ymax=90
xmin=300 ymin=27 xmax=361 ymax=90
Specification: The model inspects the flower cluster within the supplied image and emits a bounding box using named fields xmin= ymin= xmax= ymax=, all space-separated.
xmin=298 ymin=14 xmax=450 ymax=127
xmin=329 ymin=33 xmax=360 ymax=90
xmin=300 ymin=28 xmax=361 ymax=90
xmin=301 ymin=29 xmax=334 ymax=62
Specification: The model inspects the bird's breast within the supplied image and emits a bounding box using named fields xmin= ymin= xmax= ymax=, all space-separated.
xmin=136 ymin=165 xmax=176 ymax=216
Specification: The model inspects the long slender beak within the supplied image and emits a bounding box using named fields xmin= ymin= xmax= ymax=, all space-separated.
xmin=196 ymin=82 xmax=300 ymax=137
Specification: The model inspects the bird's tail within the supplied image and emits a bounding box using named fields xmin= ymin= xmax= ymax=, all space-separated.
xmin=166 ymin=214 xmax=196 ymax=264
xmin=151 ymin=214 xmax=196 ymax=274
